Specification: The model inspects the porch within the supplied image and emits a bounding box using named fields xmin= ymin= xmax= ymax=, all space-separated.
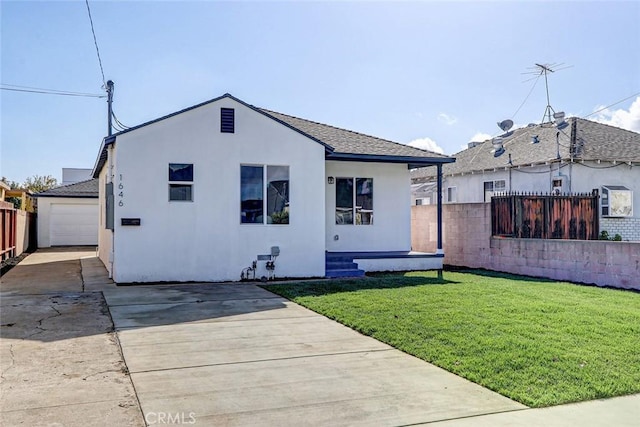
xmin=325 ymin=251 xmax=444 ymax=278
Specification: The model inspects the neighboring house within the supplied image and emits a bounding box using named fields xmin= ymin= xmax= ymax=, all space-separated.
xmin=91 ymin=93 xmax=454 ymax=283
xmin=36 ymin=179 xmax=99 ymax=247
xmin=62 ymin=168 xmax=93 ymax=185
xmin=411 ymin=117 xmax=640 ymax=240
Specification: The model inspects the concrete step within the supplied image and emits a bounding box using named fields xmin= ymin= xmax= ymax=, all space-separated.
xmin=325 ymin=268 xmax=366 ymax=278
xmin=325 ymin=254 xmax=356 ymax=263
xmin=325 ymin=261 xmax=359 ymax=270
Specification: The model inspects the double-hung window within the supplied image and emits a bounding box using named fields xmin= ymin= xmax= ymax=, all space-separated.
xmin=335 ymin=177 xmax=373 ymax=225
xmin=484 ymin=179 xmax=505 ymax=201
xmin=168 ymin=163 xmax=193 ymax=201
xmin=240 ymin=165 xmax=289 ymax=224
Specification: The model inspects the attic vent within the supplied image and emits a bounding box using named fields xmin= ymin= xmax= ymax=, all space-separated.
xmin=221 ymin=108 xmax=235 ymax=133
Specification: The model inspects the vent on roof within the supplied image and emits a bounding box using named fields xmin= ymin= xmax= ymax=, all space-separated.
xmin=221 ymin=108 xmax=235 ymax=133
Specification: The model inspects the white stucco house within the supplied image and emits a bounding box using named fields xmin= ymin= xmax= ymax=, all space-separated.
xmin=91 ymin=93 xmax=454 ymax=283
xmin=411 ymin=117 xmax=640 ymax=241
xmin=36 ymin=178 xmax=99 ymax=247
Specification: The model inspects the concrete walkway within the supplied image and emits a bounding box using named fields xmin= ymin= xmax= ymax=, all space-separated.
xmin=104 ymin=284 xmax=526 ymax=425
xmin=0 ymin=248 xmax=143 ymax=427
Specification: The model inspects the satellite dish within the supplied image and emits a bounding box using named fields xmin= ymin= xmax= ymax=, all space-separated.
xmin=497 ymin=119 xmax=514 ymax=133
xmin=554 ymin=111 xmax=569 ymax=130
xmin=491 ymin=137 xmax=505 ymax=157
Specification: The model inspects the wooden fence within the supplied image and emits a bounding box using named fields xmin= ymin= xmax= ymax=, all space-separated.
xmin=1 ymin=200 xmax=17 ymax=261
xmin=491 ymin=191 xmax=599 ymax=240
xmin=1 ymin=201 xmax=37 ymax=262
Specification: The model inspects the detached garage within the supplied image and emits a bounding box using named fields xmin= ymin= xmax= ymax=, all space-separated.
xmin=36 ymin=179 xmax=99 ymax=247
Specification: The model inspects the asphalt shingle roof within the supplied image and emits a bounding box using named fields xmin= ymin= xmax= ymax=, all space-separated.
xmin=36 ymin=178 xmax=99 ymax=198
xmin=260 ymin=109 xmax=450 ymax=159
xmin=93 ymin=94 xmax=453 ymax=178
xmin=411 ymin=117 xmax=640 ymax=181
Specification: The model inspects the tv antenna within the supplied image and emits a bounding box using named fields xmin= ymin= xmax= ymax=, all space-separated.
xmin=523 ymin=63 xmax=572 ymax=123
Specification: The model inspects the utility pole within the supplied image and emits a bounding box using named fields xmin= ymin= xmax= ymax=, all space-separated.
xmin=106 ymin=80 xmax=114 ymax=136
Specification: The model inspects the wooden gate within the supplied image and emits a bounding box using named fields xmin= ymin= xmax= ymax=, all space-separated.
xmin=1 ymin=201 xmax=16 ymax=261
xmin=491 ymin=191 xmax=599 ymax=240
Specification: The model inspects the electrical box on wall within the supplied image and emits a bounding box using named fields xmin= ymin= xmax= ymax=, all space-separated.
xmin=552 ymin=178 xmax=563 ymax=195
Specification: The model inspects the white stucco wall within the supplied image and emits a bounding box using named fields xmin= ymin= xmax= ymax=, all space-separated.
xmin=325 ymin=161 xmax=411 ymax=252
xmin=37 ymin=197 xmax=98 ymax=248
xmin=109 ymin=97 xmax=326 ymax=283
xmin=97 ymin=163 xmax=113 ymax=274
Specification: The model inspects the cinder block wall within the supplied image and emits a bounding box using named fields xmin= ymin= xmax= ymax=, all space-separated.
xmin=601 ymin=217 xmax=640 ymax=241
xmin=411 ymin=204 xmax=639 ymax=291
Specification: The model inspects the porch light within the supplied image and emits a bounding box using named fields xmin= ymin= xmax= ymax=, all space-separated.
xmin=327 ymin=176 xmax=334 ymax=184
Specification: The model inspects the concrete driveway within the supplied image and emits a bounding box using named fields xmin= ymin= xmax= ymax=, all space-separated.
xmin=104 ymin=284 xmax=525 ymax=425
xmin=0 ymin=248 xmax=143 ymax=427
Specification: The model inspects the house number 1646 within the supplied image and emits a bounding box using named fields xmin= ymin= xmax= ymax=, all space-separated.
xmin=118 ymin=174 xmax=124 ymax=207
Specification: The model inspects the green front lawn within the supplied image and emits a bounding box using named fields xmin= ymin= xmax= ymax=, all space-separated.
xmin=265 ymin=271 xmax=640 ymax=407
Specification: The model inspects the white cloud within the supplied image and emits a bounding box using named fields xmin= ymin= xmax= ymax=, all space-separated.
xmin=589 ymin=96 xmax=640 ymax=132
xmin=408 ymin=137 xmax=445 ymax=154
xmin=469 ymin=132 xmax=492 ymax=142
xmin=457 ymin=132 xmax=492 ymax=151
xmin=437 ymin=113 xmax=457 ymax=125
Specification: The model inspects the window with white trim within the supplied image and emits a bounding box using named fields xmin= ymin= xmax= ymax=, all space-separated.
xmin=484 ymin=180 xmax=506 ymax=201
xmin=168 ymin=163 xmax=193 ymax=201
xmin=336 ymin=177 xmax=373 ymax=225
xmin=601 ymin=185 xmax=633 ymax=217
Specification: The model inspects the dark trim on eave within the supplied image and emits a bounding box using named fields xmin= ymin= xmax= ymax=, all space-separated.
xmin=35 ymin=194 xmax=99 ymax=199
xmin=92 ymin=136 xmax=116 ymax=178
xmin=327 ymin=152 xmax=456 ymax=168
xmin=91 ymin=93 xmax=337 ymax=178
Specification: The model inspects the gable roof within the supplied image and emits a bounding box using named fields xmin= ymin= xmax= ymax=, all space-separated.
xmin=36 ymin=178 xmax=99 ymax=198
xmin=411 ymin=117 xmax=640 ymax=181
xmin=93 ymin=93 xmax=453 ymax=177
xmin=260 ymin=109 xmax=450 ymax=159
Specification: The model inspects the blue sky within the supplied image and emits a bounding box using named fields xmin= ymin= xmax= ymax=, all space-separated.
xmin=2 ymin=1 xmax=639 ymax=184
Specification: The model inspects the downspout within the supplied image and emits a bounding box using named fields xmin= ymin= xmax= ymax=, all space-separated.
xmin=508 ymin=153 xmax=513 ymax=192
xmin=436 ymin=164 xmax=443 ymax=255
xmin=107 ymin=145 xmax=114 ymax=279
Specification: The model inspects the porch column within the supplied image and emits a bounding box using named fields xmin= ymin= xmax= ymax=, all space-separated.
xmin=436 ymin=164 xmax=444 ymax=254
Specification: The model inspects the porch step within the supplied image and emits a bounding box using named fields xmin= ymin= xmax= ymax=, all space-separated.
xmin=325 ymin=261 xmax=359 ymax=270
xmin=325 ymin=268 xmax=366 ymax=278
xmin=325 ymin=253 xmax=365 ymax=278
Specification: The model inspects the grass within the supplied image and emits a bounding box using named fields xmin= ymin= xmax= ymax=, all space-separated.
xmin=264 ymin=270 xmax=640 ymax=407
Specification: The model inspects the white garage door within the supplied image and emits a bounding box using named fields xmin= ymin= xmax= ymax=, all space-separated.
xmin=50 ymin=203 xmax=99 ymax=246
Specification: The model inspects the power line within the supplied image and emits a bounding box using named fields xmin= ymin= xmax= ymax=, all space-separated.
xmin=85 ymin=0 xmax=106 ymax=87
xmin=112 ymin=109 xmax=131 ymax=130
xmin=511 ymin=74 xmax=541 ymax=120
xmin=0 ymin=85 xmax=106 ymax=98
xmin=583 ymin=92 xmax=640 ymax=118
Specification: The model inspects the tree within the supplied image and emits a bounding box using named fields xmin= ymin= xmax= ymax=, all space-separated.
xmin=1 ymin=177 xmax=21 ymax=190
xmin=22 ymin=175 xmax=58 ymax=193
